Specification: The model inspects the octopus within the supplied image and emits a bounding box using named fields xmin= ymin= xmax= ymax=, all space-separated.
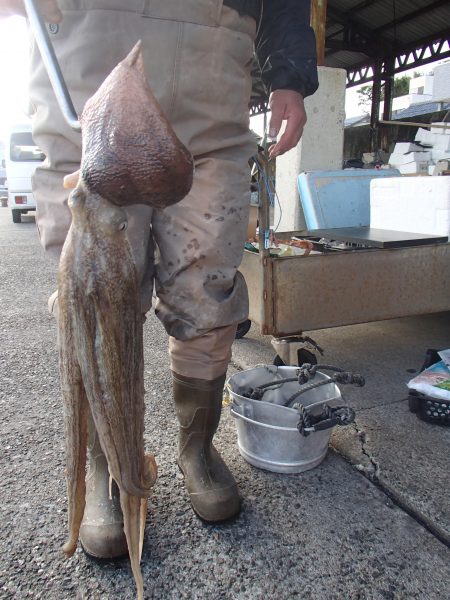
xmin=57 ymin=41 xmax=193 ymax=599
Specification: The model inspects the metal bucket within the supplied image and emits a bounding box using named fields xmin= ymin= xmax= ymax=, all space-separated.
xmin=227 ymin=365 xmax=343 ymax=474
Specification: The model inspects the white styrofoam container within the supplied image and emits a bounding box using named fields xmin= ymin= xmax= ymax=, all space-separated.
xmin=431 ymin=122 xmax=450 ymax=134
xmin=415 ymin=128 xmax=434 ymax=145
xmin=431 ymin=148 xmax=450 ymax=162
xmin=397 ymin=162 xmax=429 ymax=175
xmin=392 ymin=142 xmax=422 ymax=153
xmin=432 ymin=133 xmax=450 ymax=152
xmin=389 ymin=151 xmax=431 ymax=165
xmin=370 ymin=176 xmax=450 ymax=236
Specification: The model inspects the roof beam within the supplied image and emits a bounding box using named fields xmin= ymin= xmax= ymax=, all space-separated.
xmin=325 ymin=37 xmax=374 ymax=55
xmin=348 ymin=0 xmax=381 ymax=14
xmin=326 ymin=5 xmax=394 ymax=59
xmin=374 ymin=0 xmax=450 ymax=35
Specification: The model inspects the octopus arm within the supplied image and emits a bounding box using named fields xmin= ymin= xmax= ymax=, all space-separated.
xmin=58 ymin=304 xmax=89 ymax=557
xmin=74 ymin=287 xmax=153 ymax=498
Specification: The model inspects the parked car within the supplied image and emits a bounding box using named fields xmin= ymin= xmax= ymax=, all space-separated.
xmin=5 ymin=122 xmax=44 ymax=223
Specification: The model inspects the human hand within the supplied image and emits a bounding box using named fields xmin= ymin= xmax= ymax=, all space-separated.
xmin=63 ymin=169 xmax=80 ymax=189
xmin=267 ymin=89 xmax=307 ymax=159
xmin=0 ymin=0 xmax=62 ymax=22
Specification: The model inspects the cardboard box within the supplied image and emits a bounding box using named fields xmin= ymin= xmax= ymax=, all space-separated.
xmin=362 ymin=152 xmax=375 ymax=164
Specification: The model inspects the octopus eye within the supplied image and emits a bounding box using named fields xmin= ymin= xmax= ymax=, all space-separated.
xmin=118 ymin=221 xmax=128 ymax=232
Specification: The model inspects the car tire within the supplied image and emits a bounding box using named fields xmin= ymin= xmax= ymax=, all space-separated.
xmin=12 ymin=209 xmax=22 ymax=223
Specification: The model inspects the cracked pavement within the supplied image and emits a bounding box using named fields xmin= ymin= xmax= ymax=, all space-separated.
xmin=1 ymin=207 xmax=449 ymax=599
xmin=232 ymin=307 xmax=450 ymax=547
xmin=348 ymin=420 xmax=380 ymax=482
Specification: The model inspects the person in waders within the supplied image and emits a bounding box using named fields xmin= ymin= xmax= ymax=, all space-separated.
xmin=0 ymin=0 xmax=318 ymax=558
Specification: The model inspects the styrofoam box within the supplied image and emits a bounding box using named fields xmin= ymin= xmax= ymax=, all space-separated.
xmin=392 ymin=142 xmax=422 ymax=153
xmin=431 ymin=148 xmax=450 ymax=162
xmin=431 ymin=122 xmax=450 ymax=134
xmin=432 ymin=133 xmax=450 ymax=152
xmin=397 ymin=162 xmax=429 ymax=175
xmin=389 ymin=151 xmax=431 ymax=165
xmin=370 ymin=176 xmax=450 ymax=236
xmin=415 ymin=128 xmax=434 ymax=145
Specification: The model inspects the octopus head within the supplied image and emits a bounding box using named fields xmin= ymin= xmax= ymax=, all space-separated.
xmin=79 ymin=41 xmax=194 ymax=210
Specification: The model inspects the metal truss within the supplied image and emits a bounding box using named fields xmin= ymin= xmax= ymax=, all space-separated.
xmin=347 ymin=33 xmax=450 ymax=88
xmin=249 ymin=59 xmax=269 ymax=116
xmin=249 ymin=100 xmax=269 ymax=117
xmin=248 ymin=27 xmax=449 ymax=110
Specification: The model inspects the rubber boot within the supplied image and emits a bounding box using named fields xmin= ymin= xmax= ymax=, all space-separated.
xmin=79 ymin=414 xmax=128 ymax=559
xmin=172 ymin=372 xmax=240 ymax=522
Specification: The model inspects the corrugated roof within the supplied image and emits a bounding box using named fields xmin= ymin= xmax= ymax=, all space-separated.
xmin=393 ymin=100 xmax=450 ymax=119
xmin=344 ymin=101 xmax=450 ymax=126
xmin=250 ymin=1 xmax=450 ymax=112
xmin=326 ymin=0 xmax=450 ymax=72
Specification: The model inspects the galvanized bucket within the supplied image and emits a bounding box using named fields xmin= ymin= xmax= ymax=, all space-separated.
xmin=227 ymin=365 xmax=348 ymax=474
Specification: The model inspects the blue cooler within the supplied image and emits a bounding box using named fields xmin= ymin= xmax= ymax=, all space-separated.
xmin=297 ymin=169 xmax=400 ymax=230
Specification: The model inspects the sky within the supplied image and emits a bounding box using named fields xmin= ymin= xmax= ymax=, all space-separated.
xmin=0 ymin=17 xmax=30 ymax=141
xmin=0 ymin=15 xmax=447 ymax=141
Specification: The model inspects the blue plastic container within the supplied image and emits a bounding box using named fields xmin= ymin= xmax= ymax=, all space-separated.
xmin=297 ymin=169 xmax=400 ymax=230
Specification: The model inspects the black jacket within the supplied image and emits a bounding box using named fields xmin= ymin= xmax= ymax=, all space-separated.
xmin=256 ymin=0 xmax=319 ymax=98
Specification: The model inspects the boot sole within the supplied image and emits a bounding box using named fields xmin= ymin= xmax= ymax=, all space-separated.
xmin=80 ymin=541 xmax=129 ymax=562
xmin=177 ymin=463 xmax=241 ymax=523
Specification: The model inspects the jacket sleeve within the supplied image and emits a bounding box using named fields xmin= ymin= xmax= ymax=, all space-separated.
xmin=255 ymin=0 xmax=319 ymax=98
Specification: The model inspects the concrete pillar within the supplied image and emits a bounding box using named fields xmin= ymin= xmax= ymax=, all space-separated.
xmin=274 ymin=66 xmax=347 ymax=232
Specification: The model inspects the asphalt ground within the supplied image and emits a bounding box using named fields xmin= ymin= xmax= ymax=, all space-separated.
xmin=1 ymin=206 xmax=449 ymax=600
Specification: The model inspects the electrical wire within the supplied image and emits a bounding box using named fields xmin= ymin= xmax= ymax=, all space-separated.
xmin=250 ymin=151 xmax=283 ymax=233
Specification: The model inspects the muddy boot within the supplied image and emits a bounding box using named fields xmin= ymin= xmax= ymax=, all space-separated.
xmin=79 ymin=415 xmax=128 ymax=559
xmin=172 ymin=372 xmax=240 ymax=522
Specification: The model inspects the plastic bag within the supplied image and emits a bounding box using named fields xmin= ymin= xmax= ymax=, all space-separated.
xmin=407 ymin=359 xmax=450 ymax=401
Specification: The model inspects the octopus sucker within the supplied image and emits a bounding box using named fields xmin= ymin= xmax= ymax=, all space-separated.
xmin=57 ymin=41 xmax=193 ymax=597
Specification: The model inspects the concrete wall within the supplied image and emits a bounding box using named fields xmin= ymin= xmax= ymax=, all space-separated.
xmin=274 ymin=66 xmax=347 ymax=231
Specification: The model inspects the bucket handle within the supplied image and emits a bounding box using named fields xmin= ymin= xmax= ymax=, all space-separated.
xmin=230 ymin=404 xmax=300 ymax=432
xmin=235 ymin=365 xmax=365 ymax=404
xmin=230 ymin=401 xmax=355 ymax=437
xmin=296 ymin=404 xmax=355 ymax=437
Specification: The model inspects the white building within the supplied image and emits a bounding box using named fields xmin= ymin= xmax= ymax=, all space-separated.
xmin=346 ymin=61 xmax=450 ymax=125
xmin=409 ymin=74 xmax=434 ymax=105
xmin=432 ymin=62 xmax=450 ymax=102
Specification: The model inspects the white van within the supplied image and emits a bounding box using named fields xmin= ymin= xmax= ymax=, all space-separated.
xmin=5 ymin=122 xmax=45 ymax=223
